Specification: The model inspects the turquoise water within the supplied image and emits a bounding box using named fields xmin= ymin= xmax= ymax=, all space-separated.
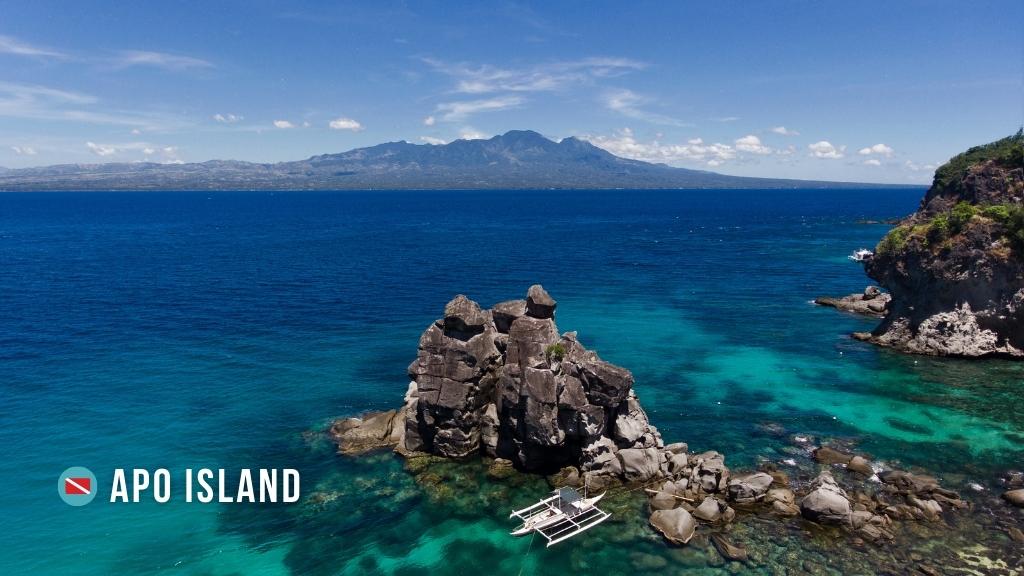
xmin=1 ymin=190 xmax=1021 ymax=575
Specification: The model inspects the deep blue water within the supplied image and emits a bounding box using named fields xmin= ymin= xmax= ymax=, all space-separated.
xmin=1 ymin=190 xmax=1021 ymax=575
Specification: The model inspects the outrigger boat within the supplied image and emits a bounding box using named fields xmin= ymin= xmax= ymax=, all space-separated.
xmin=509 ymin=487 xmax=610 ymax=547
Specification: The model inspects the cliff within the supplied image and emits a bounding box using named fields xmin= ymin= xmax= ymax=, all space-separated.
xmin=859 ymin=130 xmax=1024 ymax=357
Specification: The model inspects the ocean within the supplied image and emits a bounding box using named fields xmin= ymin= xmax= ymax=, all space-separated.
xmin=1 ymin=189 xmax=1021 ymax=575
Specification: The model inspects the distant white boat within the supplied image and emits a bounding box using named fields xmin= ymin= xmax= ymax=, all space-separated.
xmin=509 ymin=487 xmax=610 ymax=546
xmin=848 ymin=249 xmax=874 ymax=262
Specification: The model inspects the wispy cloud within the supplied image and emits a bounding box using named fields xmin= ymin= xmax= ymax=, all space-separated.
xmin=111 ymin=50 xmax=213 ymax=70
xmin=808 ymin=140 xmax=845 ymax=159
xmin=603 ymin=89 xmax=689 ymax=127
xmin=273 ymin=120 xmax=295 ymax=129
xmin=863 ymin=158 xmax=881 ymax=166
xmin=0 ymin=81 xmax=186 ymax=129
xmin=328 ymin=117 xmax=364 ymax=131
xmin=419 ymin=136 xmax=447 ymax=145
xmin=213 ymin=113 xmax=243 ymax=123
xmin=85 ymin=141 xmax=117 ymax=156
xmin=10 ymin=145 xmax=37 ymax=155
xmin=771 ymin=126 xmax=799 ymax=136
xmin=434 ymin=96 xmax=523 ymax=122
xmin=423 ymin=115 xmax=436 ymax=126
xmin=904 ymin=160 xmax=937 ymax=172
xmin=0 ymin=34 xmax=67 ymax=59
xmin=423 ymin=56 xmax=646 ymax=94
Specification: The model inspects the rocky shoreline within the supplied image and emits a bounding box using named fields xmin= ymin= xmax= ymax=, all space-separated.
xmin=327 ymin=286 xmax=1024 ymax=569
xmin=814 ymin=286 xmax=891 ymax=318
xmin=825 ymin=132 xmax=1024 ymax=358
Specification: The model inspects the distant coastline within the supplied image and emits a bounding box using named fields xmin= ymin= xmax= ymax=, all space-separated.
xmin=0 ymin=130 xmax=924 ymax=192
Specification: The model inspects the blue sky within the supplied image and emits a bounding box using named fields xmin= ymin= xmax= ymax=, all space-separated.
xmin=0 ymin=0 xmax=1020 ymax=183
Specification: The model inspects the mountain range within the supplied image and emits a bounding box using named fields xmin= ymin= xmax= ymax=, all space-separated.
xmin=0 ymin=130 xmax=910 ymax=191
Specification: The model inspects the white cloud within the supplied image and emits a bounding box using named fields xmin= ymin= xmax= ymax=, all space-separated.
xmin=10 ymin=145 xmax=37 ymax=155
xmin=328 ymin=117 xmax=364 ymax=131
xmin=423 ymin=115 xmax=436 ymax=126
xmin=273 ymin=120 xmax=295 ymax=129
xmin=603 ymin=89 xmax=689 ymax=127
xmin=583 ymin=128 xmax=735 ymax=166
xmin=808 ymin=140 xmax=845 ymax=159
xmin=904 ymin=160 xmax=937 ymax=172
xmin=85 ymin=141 xmax=117 ymax=156
xmin=734 ymin=134 xmax=772 ymax=155
xmin=112 ymin=50 xmax=213 ymax=70
xmin=459 ymin=128 xmax=488 ymax=140
xmin=0 ymin=35 xmax=66 ymax=58
xmin=771 ymin=126 xmax=800 ymax=136
xmin=863 ymin=158 xmax=882 ymax=166
xmin=213 ymin=113 xmax=243 ymax=123
xmin=858 ymin=143 xmax=894 ymax=157
xmin=419 ymin=136 xmax=447 ymax=145
xmin=711 ymin=116 xmax=740 ymax=123
xmin=84 ymin=141 xmax=181 ymax=162
xmin=435 ymin=96 xmax=523 ymax=122
xmin=423 ymin=56 xmax=646 ymax=95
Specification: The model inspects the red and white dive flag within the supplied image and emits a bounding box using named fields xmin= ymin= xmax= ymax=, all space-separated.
xmin=64 ymin=477 xmax=91 ymax=495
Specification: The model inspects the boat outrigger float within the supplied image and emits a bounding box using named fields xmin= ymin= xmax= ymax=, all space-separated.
xmin=509 ymin=487 xmax=610 ymax=547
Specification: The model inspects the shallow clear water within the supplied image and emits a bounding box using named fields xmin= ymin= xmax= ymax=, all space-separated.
xmin=1 ymin=190 xmax=1021 ymax=575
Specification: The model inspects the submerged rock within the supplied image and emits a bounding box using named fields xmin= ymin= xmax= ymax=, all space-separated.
xmin=710 ymin=533 xmax=748 ymax=562
xmin=1002 ymin=488 xmax=1024 ymax=507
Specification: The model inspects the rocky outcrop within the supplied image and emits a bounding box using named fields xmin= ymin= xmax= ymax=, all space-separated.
xmin=814 ymin=286 xmax=890 ymax=317
xmin=336 ymin=285 xmax=672 ymax=483
xmin=858 ymin=132 xmax=1024 ymax=358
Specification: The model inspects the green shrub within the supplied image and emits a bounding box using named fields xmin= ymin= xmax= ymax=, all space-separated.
xmin=949 ymin=201 xmax=976 ymax=233
xmin=983 ymin=204 xmax=1012 ymax=223
xmin=877 ymin=225 xmax=911 ymax=255
xmin=1006 ymin=205 xmax=1024 ymax=254
xmin=927 ymin=214 xmax=950 ymax=244
xmin=545 ymin=343 xmax=566 ymax=361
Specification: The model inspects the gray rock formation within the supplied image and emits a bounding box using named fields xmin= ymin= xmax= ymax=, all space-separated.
xmin=800 ymin=472 xmax=852 ymax=525
xmin=649 ymin=508 xmax=696 ymax=545
xmin=398 ymin=285 xmax=669 ymax=481
xmin=859 ymin=132 xmax=1024 ymax=358
xmin=814 ymin=286 xmax=891 ymax=317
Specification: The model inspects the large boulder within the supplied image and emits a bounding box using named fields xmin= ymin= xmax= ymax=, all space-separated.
xmin=727 ymin=472 xmax=773 ymax=503
xmin=649 ymin=508 xmax=696 ymax=545
xmin=800 ymin=472 xmax=852 ymax=525
xmin=526 ymin=284 xmax=557 ymax=319
xmin=618 ymin=447 xmax=662 ymax=482
xmin=330 ymin=410 xmax=401 ymax=455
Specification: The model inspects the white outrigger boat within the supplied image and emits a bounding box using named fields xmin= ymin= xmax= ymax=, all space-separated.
xmin=848 ymin=248 xmax=874 ymax=262
xmin=509 ymin=487 xmax=610 ymax=547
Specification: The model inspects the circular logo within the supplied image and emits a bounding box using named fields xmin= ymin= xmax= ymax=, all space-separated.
xmin=58 ymin=467 xmax=97 ymax=506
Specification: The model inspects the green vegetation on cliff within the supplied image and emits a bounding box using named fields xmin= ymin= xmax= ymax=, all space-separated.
xmin=877 ymin=130 xmax=1023 ymax=258
xmin=932 ymin=129 xmax=1023 ymax=194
